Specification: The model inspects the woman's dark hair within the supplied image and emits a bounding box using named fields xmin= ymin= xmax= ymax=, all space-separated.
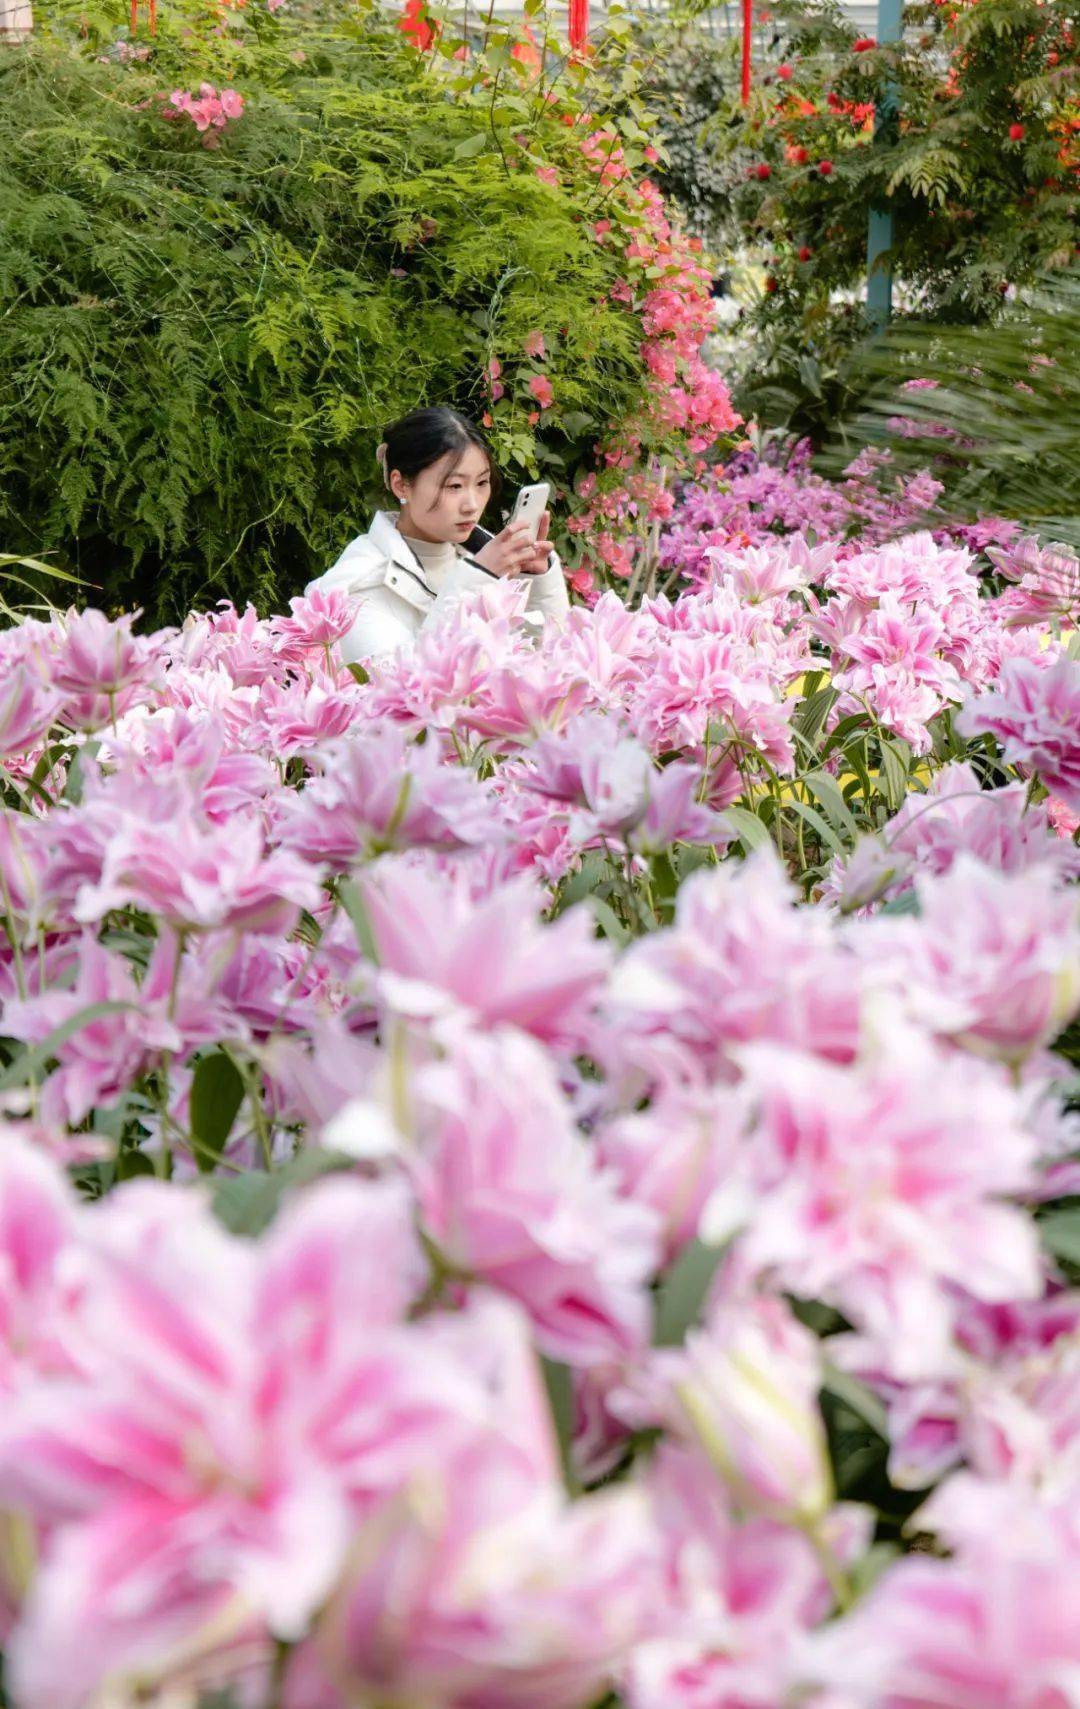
xmin=380 ymin=407 xmax=501 ymax=507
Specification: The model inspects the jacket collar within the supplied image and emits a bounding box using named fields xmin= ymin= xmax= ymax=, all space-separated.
xmin=368 ymin=510 xmax=429 ymax=577
xmin=368 ymin=511 xmax=494 ymax=582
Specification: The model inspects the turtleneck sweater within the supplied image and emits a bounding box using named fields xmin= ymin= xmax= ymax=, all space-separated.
xmin=399 ymin=532 xmax=459 ymax=590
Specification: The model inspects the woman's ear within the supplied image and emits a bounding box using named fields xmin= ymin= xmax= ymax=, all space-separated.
xmin=388 ymin=469 xmax=408 ymax=504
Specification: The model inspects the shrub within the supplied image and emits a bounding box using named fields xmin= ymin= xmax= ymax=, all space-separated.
xmin=692 ymin=0 xmax=1079 ymax=436
xmin=0 ymin=0 xmax=736 ymax=621
xmin=598 ymin=14 xmax=736 ymax=255
xmin=830 ymin=266 xmax=1080 ymax=553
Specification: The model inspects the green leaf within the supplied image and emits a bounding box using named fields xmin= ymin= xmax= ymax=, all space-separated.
xmin=588 ymin=895 xmax=630 ymax=945
xmin=0 ymin=553 xmax=85 ymax=584
xmin=785 ymin=797 xmax=847 ymax=859
xmin=16 ymin=759 xmax=60 ymax=812
xmin=559 ymin=410 xmax=594 ymax=436
xmin=795 ymin=687 xmax=839 ymax=749
xmin=820 ymin=714 xmax=870 ymax=762
xmin=28 ymin=744 xmax=72 ymax=802
xmin=653 ymin=1237 xmax=726 ymax=1347
xmin=62 ymin=739 xmax=100 ymax=806
xmin=115 ymin=1146 xmax=157 ymax=1182
xmin=541 ymin=1356 xmax=579 ymax=1494
xmin=822 ymin=1366 xmax=889 ymax=1438
xmin=211 ymin=1171 xmax=282 ymax=1239
xmin=92 ymin=1101 xmax=130 ymax=1142
xmin=0 ymin=1002 xmax=133 ymax=1091
xmin=850 ymin=1541 xmax=902 ymax=1599
xmin=878 ymin=738 xmax=911 ymax=812
xmin=189 ymin=1051 xmax=246 ymax=1174
xmin=650 ymin=848 xmax=679 ymax=908
xmin=804 ymin=769 xmax=860 ymax=842
xmin=453 ymin=132 xmax=490 ymax=161
xmin=879 ymin=889 xmax=921 ymax=917
xmin=798 ymin=355 xmax=824 ymax=400
xmin=722 ymin=805 xmax=773 ymax=854
xmin=346 ymin=662 xmax=370 ymax=685
xmin=1038 ymin=1208 xmax=1080 ymax=1269
xmin=554 ymin=850 xmax=607 ymax=914
xmin=843 ymin=743 xmax=877 ymax=805
xmin=338 ymin=878 xmax=379 ymax=964
xmin=211 ymin=1148 xmax=356 ymax=1237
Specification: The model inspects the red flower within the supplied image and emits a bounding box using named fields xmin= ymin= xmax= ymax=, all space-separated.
xmin=798 ymin=246 xmax=812 ymax=261
xmin=398 ymin=0 xmax=433 ymax=51
xmin=510 ymin=24 xmax=541 ymax=69
xmin=853 ymin=36 xmax=876 ymax=50
xmin=776 ymin=62 xmax=794 ymax=80
xmin=755 ymin=162 xmax=773 ymax=180
xmin=818 ymin=159 xmax=834 ymax=176
xmin=1009 ymin=123 xmax=1026 ymax=141
xmin=764 ymin=276 xmax=778 ymax=294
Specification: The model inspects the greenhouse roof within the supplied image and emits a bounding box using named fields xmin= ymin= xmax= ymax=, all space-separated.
xmin=440 ymin=0 xmax=880 ymax=26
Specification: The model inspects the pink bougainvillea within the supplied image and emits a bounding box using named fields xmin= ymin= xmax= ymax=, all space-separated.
xmin=162 ymin=82 xmax=245 ymax=137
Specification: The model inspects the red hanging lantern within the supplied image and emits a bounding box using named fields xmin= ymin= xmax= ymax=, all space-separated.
xmin=568 ymin=0 xmax=589 ymax=53
xmin=129 ymin=0 xmax=157 ymax=34
xmin=741 ymin=0 xmax=752 ymax=104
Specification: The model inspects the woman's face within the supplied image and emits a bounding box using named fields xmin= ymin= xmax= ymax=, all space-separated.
xmin=392 ymin=444 xmax=493 ymax=544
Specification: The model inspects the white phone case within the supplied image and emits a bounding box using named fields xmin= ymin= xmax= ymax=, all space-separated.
xmin=510 ymin=482 xmax=551 ymax=541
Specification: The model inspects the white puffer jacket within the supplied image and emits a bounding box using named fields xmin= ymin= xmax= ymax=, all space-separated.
xmin=306 ymin=511 xmax=570 ymax=664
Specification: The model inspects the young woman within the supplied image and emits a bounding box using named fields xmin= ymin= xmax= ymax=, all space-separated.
xmin=307 ymin=407 xmax=569 ymax=662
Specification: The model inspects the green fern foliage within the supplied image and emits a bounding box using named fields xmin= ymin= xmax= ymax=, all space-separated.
xmin=0 ymin=1 xmax=655 ymax=621
xmin=830 ymin=267 xmax=1080 ymax=549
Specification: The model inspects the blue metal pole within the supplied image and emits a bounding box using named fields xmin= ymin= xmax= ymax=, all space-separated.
xmin=866 ymin=0 xmax=904 ymax=328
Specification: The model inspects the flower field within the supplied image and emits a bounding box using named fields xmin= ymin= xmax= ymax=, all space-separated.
xmin=0 ymin=508 xmax=1079 ymax=1709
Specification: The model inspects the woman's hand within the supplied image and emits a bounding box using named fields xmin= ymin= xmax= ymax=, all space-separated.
xmin=475 ymin=515 xmax=554 ymax=579
xmin=520 ymin=512 xmax=555 ymax=576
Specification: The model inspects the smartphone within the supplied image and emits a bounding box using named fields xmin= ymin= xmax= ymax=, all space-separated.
xmin=509 ymin=482 xmax=551 ymax=542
